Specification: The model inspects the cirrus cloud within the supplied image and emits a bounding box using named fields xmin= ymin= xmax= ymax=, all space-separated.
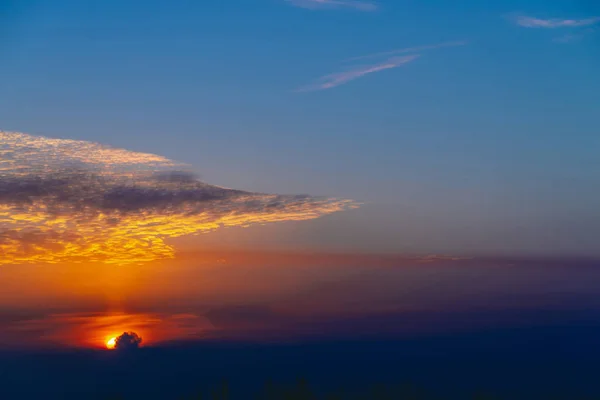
xmin=297 ymin=40 xmax=465 ymax=92
xmin=514 ymin=15 xmax=600 ymax=28
xmin=297 ymin=55 xmax=420 ymax=92
xmin=0 ymin=131 xmax=358 ymax=266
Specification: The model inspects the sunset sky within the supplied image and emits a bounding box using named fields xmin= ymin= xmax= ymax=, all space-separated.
xmin=1 ymin=0 xmax=600 ymax=351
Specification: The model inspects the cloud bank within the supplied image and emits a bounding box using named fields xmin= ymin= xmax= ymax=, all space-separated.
xmin=286 ymin=0 xmax=377 ymax=11
xmin=0 ymin=131 xmax=357 ymax=265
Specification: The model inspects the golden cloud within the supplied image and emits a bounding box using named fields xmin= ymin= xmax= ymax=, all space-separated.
xmin=0 ymin=131 xmax=358 ymax=265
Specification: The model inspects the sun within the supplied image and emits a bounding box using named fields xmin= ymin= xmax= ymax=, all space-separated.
xmin=106 ymin=337 xmax=117 ymax=350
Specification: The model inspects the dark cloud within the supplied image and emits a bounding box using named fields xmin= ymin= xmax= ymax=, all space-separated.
xmin=151 ymin=170 xmax=200 ymax=183
xmin=115 ymin=332 xmax=142 ymax=351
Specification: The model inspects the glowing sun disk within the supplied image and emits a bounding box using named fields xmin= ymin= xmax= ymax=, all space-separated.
xmin=106 ymin=337 xmax=117 ymax=349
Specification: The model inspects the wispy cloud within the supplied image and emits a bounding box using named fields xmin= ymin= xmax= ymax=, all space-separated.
xmin=286 ymin=0 xmax=377 ymax=11
xmin=345 ymin=40 xmax=467 ymax=62
xmin=511 ymin=14 xmax=600 ymax=44
xmin=297 ymin=40 xmax=464 ymax=92
xmin=298 ymin=55 xmax=419 ymax=92
xmin=514 ymin=15 xmax=600 ymax=28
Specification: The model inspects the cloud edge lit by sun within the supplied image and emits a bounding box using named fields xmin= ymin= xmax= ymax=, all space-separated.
xmin=0 ymin=131 xmax=360 ymax=266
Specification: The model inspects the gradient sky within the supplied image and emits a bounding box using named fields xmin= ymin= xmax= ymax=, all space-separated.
xmin=1 ymin=0 xmax=600 ymax=257
xmin=2 ymin=1 xmax=600 ymax=353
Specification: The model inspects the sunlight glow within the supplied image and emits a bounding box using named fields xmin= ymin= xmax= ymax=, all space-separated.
xmin=106 ymin=337 xmax=117 ymax=349
xmin=0 ymin=131 xmax=358 ymax=266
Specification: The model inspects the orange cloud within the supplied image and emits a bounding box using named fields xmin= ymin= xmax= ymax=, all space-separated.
xmin=0 ymin=131 xmax=358 ymax=265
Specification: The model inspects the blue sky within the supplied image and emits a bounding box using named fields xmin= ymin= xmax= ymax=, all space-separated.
xmin=1 ymin=0 xmax=599 ymax=256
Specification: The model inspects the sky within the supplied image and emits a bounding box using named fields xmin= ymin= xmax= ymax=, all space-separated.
xmin=1 ymin=0 xmax=600 ymax=351
xmin=1 ymin=0 xmax=599 ymax=257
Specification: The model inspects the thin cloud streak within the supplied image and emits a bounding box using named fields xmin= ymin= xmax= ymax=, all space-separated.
xmin=345 ymin=41 xmax=467 ymax=62
xmin=297 ymin=40 xmax=465 ymax=92
xmin=286 ymin=0 xmax=377 ymax=11
xmin=515 ymin=15 xmax=600 ymax=28
xmin=297 ymin=55 xmax=419 ymax=92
